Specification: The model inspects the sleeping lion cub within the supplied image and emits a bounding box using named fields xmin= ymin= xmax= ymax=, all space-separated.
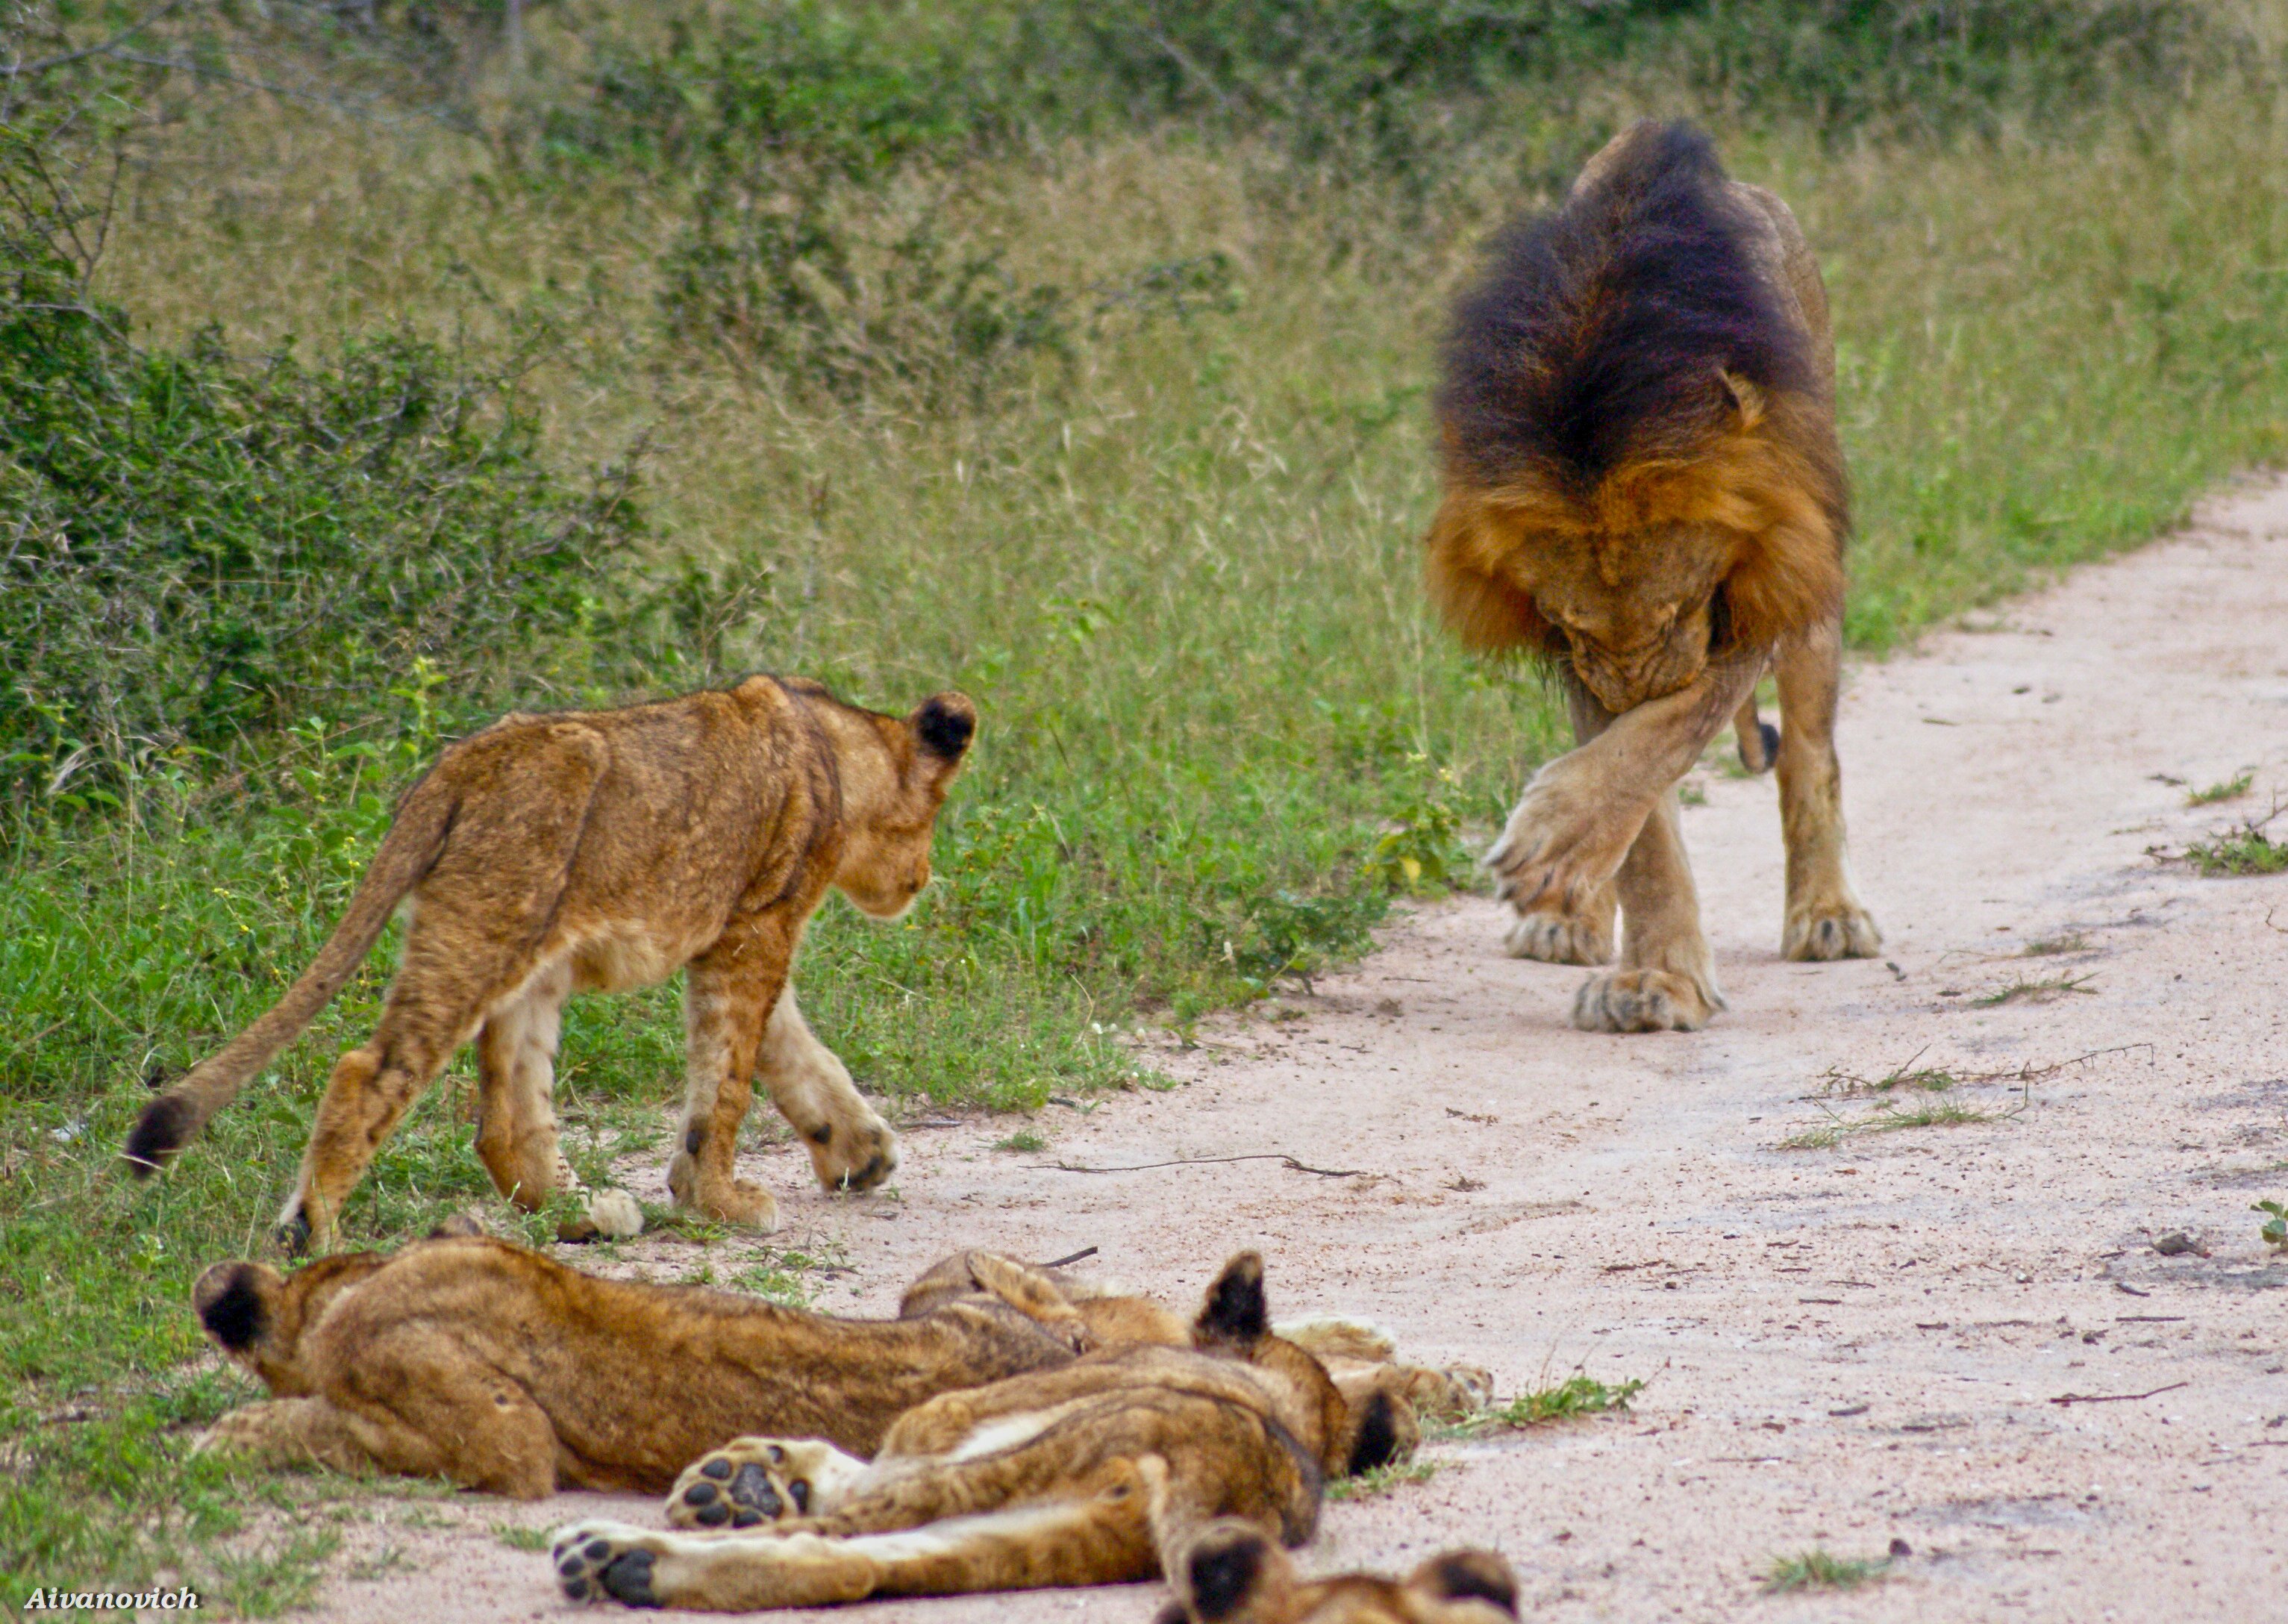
xmin=125 ymin=675 xmax=975 ymax=1251
xmin=550 ymin=1253 xmax=1504 ymax=1617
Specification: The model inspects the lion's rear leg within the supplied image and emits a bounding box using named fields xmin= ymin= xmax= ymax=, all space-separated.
xmin=199 ymin=1366 xmax=555 ymax=1500
xmin=1773 ymin=615 xmax=1881 ymax=961
xmin=556 ymin=1459 xmax=1160 ymax=1611
xmin=281 ymin=742 xmax=601 ymax=1252
xmin=475 ymin=960 xmax=642 ymax=1242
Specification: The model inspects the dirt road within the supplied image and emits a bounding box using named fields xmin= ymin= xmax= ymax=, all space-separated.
xmin=315 ymin=484 xmax=2288 ymax=1623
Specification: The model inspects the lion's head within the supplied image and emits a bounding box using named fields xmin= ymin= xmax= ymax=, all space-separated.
xmin=1425 ymin=122 xmax=1846 ymax=712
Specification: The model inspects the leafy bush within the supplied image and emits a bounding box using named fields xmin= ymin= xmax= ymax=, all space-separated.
xmin=0 ymin=139 xmax=641 ymax=810
xmin=522 ymin=0 xmax=2210 ymax=183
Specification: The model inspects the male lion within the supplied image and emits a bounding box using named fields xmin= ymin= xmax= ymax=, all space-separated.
xmin=548 ymin=1253 xmax=1499 ymax=1616
xmin=125 ymin=675 xmax=975 ymax=1249
xmin=190 ymin=1230 xmax=1180 ymax=1497
xmin=1426 ymin=121 xmax=1881 ymax=1032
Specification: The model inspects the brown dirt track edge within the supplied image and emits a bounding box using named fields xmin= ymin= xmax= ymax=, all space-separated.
xmin=293 ymin=484 xmax=2287 ymax=1623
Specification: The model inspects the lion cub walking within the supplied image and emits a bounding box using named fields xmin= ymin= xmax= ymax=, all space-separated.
xmin=125 ymin=675 xmax=976 ymax=1251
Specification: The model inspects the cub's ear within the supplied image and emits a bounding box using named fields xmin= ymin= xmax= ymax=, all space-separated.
xmin=1172 ymin=1522 xmax=1284 ymax=1624
xmin=1194 ymin=1251 xmax=1268 ymax=1346
xmin=910 ymin=692 xmax=978 ymax=763
xmin=193 ymin=1261 xmax=279 ymax=1354
xmin=1407 ymin=1549 xmax=1519 ymax=1617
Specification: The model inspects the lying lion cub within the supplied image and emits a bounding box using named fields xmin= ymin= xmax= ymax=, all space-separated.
xmin=126 ymin=674 xmax=975 ymax=1250
xmin=1161 ymin=1522 xmax=1519 ymax=1623
xmin=548 ymin=1253 xmax=1495 ymax=1615
xmin=192 ymin=1231 xmax=1176 ymax=1498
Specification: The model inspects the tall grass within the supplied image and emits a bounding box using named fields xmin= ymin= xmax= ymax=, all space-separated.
xmin=5 ymin=2 xmax=2288 ymax=1606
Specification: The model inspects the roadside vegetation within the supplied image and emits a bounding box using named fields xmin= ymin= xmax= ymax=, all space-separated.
xmin=7 ymin=0 xmax=2288 ymax=1608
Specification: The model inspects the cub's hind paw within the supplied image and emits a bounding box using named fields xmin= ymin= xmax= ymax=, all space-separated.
xmin=1572 ymin=969 xmax=1722 ymax=1034
xmin=551 ymin=1521 xmax=663 ymax=1608
xmin=667 ymin=1438 xmax=855 ymax=1529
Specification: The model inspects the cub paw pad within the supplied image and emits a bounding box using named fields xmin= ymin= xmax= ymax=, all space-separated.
xmin=552 ymin=1528 xmax=659 ymax=1608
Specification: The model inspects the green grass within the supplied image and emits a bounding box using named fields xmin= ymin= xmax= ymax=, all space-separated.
xmin=1763 ymin=1549 xmax=1893 ymax=1593
xmin=1973 ymin=973 xmax=2098 ymax=1006
xmin=1780 ymin=1097 xmax=2023 ymax=1152
xmin=2187 ymin=771 xmax=2255 ymax=806
xmin=1435 ymin=1374 xmax=1647 ymax=1439
xmin=1325 ymin=1459 xmax=1439 ymax=1501
xmin=2186 ymin=806 xmax=2288 ymax=875
xmin=2257 ymin=1201 xmax=2288 ymax=1251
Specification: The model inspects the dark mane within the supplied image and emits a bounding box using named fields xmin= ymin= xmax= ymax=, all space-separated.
xmin=1435 ymin=122 xmax=1819 ymax=490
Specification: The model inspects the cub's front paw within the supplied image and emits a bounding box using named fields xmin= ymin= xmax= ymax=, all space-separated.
xmin=1502 ymin=899 xmax=1616 ymax=965
xmin=807 ymin=1111 xmax=898 ymax=1193
xmin=667 ymin=1154 xmax=782 ymax=1231
xmin=1782 ymin=901 xmax=1882 ymax=962
xmin=1572 ymin=969 xmax=1722 ymax=1034
xmin=551 ymin=1521 xmax=666 ymax=1608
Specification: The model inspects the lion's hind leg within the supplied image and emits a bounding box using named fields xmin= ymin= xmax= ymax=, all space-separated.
xmin=475 ymin=959 xmax=643 ymax=1243
xmin=666 ymin=1438 xmax=870 ymax=1529
xmin=558 ymin=1460 xmax=1160 ymax=1611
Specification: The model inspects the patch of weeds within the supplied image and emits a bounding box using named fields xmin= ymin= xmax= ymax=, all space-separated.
xmin=1678 ymin=781 xmax=1709 ymax=807
xmin=346 ymin=1543 xmax=418 ymax=1581
xmin=2184 ymin=802 xmax=2288 ymax=875
xmin=1366 ymin=762 xmax=1472 ymax=894
xmin=1972 ymin=972 xmax=2096 ymax=1006
xmin=494 ymin=1523 xmax=553 ymax=1552
xmin=2020 ymin=931 xmax=2092 ymax=956
xmin=2257 ymin=1200 xmax=2288 ymax=1251
xmin=208 ymin=1528 xmax=342 ymax=1616
xmin=1763 ymin=1549 xmax=1892 ymax=1593
xmin=1325 ymin=1459 xmax=1437 ymax=1500
xmin=1435 ymin=1374 xmax=1646 ymax=1438
xmin=2186 ymin=770 xmax=2254 ymax=806
xmin=1819 ymin=1049 xmax=1958 ymax=1096
xmin=730 ymin=1245 xmax=843 ymax=1307
xmin=994 ymin=1128 xmax=1048 ymax=1154
xmin=1781 ymin=1081 xmax=2031 ymax=1150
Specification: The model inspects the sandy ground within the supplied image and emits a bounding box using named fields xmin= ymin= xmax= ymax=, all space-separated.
xmin=294 ymin=484 xmax=2287 ymax=1623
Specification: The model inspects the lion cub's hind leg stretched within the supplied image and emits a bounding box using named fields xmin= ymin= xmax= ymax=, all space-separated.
xmin=281 ymin=729 xmax=638 ymax=1250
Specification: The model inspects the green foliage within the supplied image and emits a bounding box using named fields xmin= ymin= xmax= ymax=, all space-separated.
xmin=1325 ymin=1458 xmax=1437 ymax=1499
xmin=1437 ymin=1374 xmax=1647 ymax=1437
xmin=0 ymin=134 xmax=641 ymax=809
xmin=2257 ymin=1201 xmax=2287 ymax=1252
xmin=2184 ymin=806 xmax=2288 ymax=875
xmin=1764 ymin=1548 xmax=1892 ymax=1593
xmin=2186 ymin=770 xmax=2254 ymax=806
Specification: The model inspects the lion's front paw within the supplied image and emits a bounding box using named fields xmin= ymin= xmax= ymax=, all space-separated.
xmin=1502 ymin=900 xmax=1615 ymax=965
xmin=551 ymin=1521 xmax=666 ymax=1608
xmin=1782 ymin=900 xmax=1882 ymax=962
xmin=1484 ymin=759 xmax=1642 ymax=915
xmin=1572 ymin=969 xmax=1721 ymax=1033
xmin=667 ymin=1438 xmax=862 ymax=1530
xmin=806 ymin=1111 xmax=898 ymax=1194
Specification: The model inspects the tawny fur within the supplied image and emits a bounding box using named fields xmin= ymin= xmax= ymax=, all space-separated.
xmin=190 ymin=1236 xmax=1173 ymax=1499
xmin=126 ymin=675 xmax=975 ymax=1250
xmin=1160 ymin=1523 xmax=1519 ymax=1623
xmin=546 ymin=1252 xmax=1493 ymax=1613
xmin=1425 ymin=121 xmax=1880 ymax=1032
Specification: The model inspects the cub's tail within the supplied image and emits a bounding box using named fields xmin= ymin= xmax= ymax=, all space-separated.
xmin=124 ymin=770 xmax=458 ymax=1176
